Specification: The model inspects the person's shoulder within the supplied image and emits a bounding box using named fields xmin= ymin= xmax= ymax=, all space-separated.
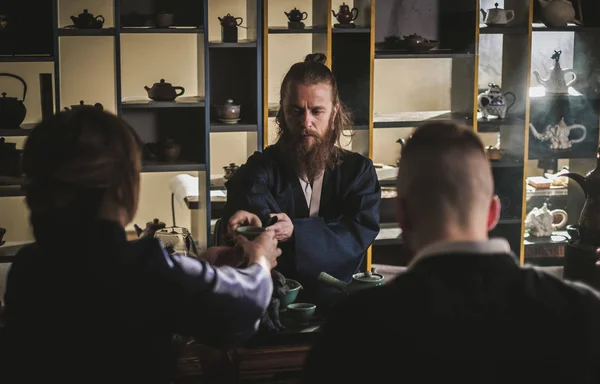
xmin=338 ymin=149 xmax=375 ymax=172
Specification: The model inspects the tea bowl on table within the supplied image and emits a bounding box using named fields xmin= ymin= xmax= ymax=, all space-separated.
xmin=286 ymin=303 xmax=316 ymax=326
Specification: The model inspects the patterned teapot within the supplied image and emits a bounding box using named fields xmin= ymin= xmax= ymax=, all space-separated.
xmin=477 ymin=83 xmax=516 ymax=119
xmin=529 ymin=117 xmax=586 ymax=150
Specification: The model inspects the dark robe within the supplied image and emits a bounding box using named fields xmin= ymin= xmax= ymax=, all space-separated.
xmin=223 ymin=142 xmax=381 ymax=311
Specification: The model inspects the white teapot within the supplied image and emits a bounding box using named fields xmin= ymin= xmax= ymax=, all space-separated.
xmin=525 ymin=203 xmax=568 ymax=237
xmin=480 ymin=3 xmax=515 ymax=25
xmin=529 ymin=117 xmax=586 ymax=150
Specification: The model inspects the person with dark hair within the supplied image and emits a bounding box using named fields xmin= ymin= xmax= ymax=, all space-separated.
xmin=223 ymin=53 xmax=381 ymax=312
xmin=0 ymin=108 xmax=282 ymax=384
xmin=302 ymin=121 xmax=600 ymax=383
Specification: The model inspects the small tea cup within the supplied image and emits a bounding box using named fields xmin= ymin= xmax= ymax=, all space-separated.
xmin=286 ymin=302 xmax=316 ymax=326
xmin=235 ymin=225 xmax=266 ymax=241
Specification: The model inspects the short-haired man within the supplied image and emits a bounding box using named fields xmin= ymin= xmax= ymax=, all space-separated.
xmin=302 ymin=121 xmax=600 ymax=383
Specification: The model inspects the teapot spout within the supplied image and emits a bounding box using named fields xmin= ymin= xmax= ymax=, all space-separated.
xmin=565 ymin=172 xmax=588 ymax=197
xmin=480 ymin=9 xmax=487 ymax=19
xmin=144 ymin=85 xmax=151 ymax=93
xmin=331 ymin=10 xmax=338 ymax=17
xmin=317 ymin=272 xmax=349 ymax=294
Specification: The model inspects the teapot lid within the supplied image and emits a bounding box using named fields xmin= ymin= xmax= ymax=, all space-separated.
xmin=221 ymin=13 xmax=235 ymax=19
xmin=224 ymin=99 xmax=237 ymax=105
xmin=290 ymin=7 xmax=301 ymax=12
xmin=78 ymin=9 xmax=93 ymax=17
xmin=154 ymin=79 xmax=172 ymax=87
xmin=1 ymin=92 xmax=17 ymax=100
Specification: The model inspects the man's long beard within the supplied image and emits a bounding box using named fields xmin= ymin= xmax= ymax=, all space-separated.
xmin=279 ymin=127 xmax=335 ymax=184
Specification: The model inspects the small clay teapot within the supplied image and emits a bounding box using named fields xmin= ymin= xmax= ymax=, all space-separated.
xmin=285 ymin=8 xmax=308 ymax=22
xmin=64 ymin=100 xmax=104 ymax=111
xmin=0 ymin=73 xmax=27 ymax=129
xmin=218 ymin=13 xmax=243 ymax=28
xmin=318 ymin=268 xmax=384 ymax=295
xmin=223 ymin=163 xmax=240 ymax=179
xmin=332 ymin=2 xmax=358 ymax=24
xmin=144 ymin=79 xmax=185 ymax=101
xmin=70 ymin=9 xmax=105 ymax=29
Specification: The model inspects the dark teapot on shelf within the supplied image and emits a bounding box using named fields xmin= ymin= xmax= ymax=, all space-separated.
xmin=71 ymin=9 xmax=105 ymax=29
xmin=285 ymin=8 xmax=308 ymax=22
xmin=144 ymin=79 xmax=185 ymax=101
xmin=332 ymin=2 xmax=358 ymax=24
xmin=0 ymin=73 xmax=27 ymax=129
xmin=64 ymin=100 xmax=104 ymax=111
xmin=218 ymin=13 xmax=243 ymax=28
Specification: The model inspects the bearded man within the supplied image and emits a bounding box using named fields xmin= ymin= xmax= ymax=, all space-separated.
xmin=222 ymin=53 xmax=381 ymax=312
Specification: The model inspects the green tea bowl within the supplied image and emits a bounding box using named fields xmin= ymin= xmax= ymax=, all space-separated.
xmin=280 ymin=278 xmax=302 ymax=310
xmin=286 ymin=303 xmax=316 ymax=326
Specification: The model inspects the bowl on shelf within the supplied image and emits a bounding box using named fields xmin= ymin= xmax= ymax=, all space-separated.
xmin=216 ymin=99 xmax=241 ymax=120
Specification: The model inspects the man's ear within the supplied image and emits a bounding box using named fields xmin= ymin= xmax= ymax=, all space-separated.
xmin=487 ymin=195 xmax=501 ymax=232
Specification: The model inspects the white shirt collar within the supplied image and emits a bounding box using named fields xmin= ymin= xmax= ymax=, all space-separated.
xmin=408 ymin=238 xmax=512 ymax=270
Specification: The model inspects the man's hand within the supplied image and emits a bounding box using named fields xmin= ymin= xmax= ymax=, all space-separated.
xmin=236 ymin=230 xmax=282 ymax=271
xmin=202 ymin=246 xmax=245 ymax=267
xmin=227 ymin=210 xmax=262 ymax=237
xmin=266 ymin=213 xmax=294 ymax=242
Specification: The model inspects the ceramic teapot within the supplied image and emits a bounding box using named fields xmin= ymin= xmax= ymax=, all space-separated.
xmin=71 ymin=9 xmax=105 ymax=29
xmin=534 ymin=50 xmax=576 ymax=94
xmin=144 ymin=79 xmax=185 ymax=101
xmin=216 ymin=99 xmax=241 ymax=119
xmin=223 ymin=163 xmax=240 ymax=180
xmin=332 ymin=3 xmax=358 ymax=24
xmin=538 ymin=0 xmax=580 ymax=28
xmin=564 ymin=148 xmax=600 ymax=246
xmin=478 ymin=83 xmax=516 ymax=119
xmin=525 ymin=203 xmax=568 ymax=237
xmin=529 ymin=117 xmax=586 ymax=150
xmin=218 ymin=13 xmax=243 ymax=28
xmin=0 ymin=73 xmax=27 ymax=129
xmin=285 ymin=8 xmax=308 ymax=22
xmin=317 ymin=269 xmax=384 ymax=295
xmin=64 ymin=100 xmax=104 ymax=111
xmin=481 ymin=3 xmax=515 ymax=25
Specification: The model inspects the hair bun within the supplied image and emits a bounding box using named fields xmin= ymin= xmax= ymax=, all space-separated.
xmin=304 ymin=53 xmax=327 ymax=65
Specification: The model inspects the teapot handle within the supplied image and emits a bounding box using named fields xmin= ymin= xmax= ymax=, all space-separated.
xmin=95 ymin=15 xmax=105 ymax=23
xmin=503 ymin=91 xmax=516 ymax=111
xmin=173 ymin=86 xmax=185 ymax=97
xmin=0 ymin=73 xmax=27 ymax=102
xmin=565 ymin=71 xmax=577 ymax=87
xmin=351 ymin=7 xmax=359 ymax=20
xmin=301 ymin=12 xmax=308 ymax=21
xmin=505 ymin=10 xmax=515 ymax=24
xmin=235 ymin=17 xmax=243 ymax=26
xmin=568 ymin=123 xmax=586 ymax=144
xmin=550 ymin=209 xmax=568 ymax=230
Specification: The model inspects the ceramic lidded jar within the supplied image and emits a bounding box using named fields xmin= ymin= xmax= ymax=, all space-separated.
xmin=217 ymin=99 xmax=241 ymax=119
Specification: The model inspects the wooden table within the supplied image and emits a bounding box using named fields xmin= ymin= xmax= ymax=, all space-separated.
xmin=174 ymin=319 xmax=322 ymax=383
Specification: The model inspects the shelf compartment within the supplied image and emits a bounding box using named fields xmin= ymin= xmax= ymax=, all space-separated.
xmin=58 ymin=28 xmax=116 ymax=36
xmin=210 ymin=123 xmax=258 ymax=133
xmin=526 ymin=186 xmax=568 ymax=198
xmin=375 ymin=51 xmax=474 ymax=59
xmin=142 ymin=161 xmax=206 ymax=173
xmin=120 ymin=27 xmax=204 ymax=34
xmin=0 ymin=55 xmax=54 ymax=62
xmin=373 ymin=111 xmax=471 ymax=128
xmin=208 ymin=40 xmax=257 ymax=48
xmin=121 ymin=100 xmax=205 ymax=109
xmin=479 ymin=25 xmax=529 ymax=34
xmin=477 ymin=115 xmax=525 ymax=133
xmin=268 ymin=26 xmax=327 ymax=34
xmin=374 ymin=223 xmax=403 ymax=246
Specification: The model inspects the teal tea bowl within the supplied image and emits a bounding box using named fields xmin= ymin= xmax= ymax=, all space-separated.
xmin=286 ymin=303 xmax=316 ymax=326
xmin=235 ymin=225 xmax=266 ymax=240
xmin=280 ymin=278 xmax=302 ymax=310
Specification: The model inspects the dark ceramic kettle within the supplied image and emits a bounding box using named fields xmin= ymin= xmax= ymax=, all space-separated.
xmin=332 ymin=2 xmax=358 ymax=24
xmin=285 ymin=8 xmax=308 ymax=22
xmin=144 ymin=79 xmax=185 ymax=101
xmin=0 ymin=73 xmax=27 ymax=129
xmin=71 ymin=9 xmax=105 ymax=29
xmin=218 ymin=13 xmax=243 ymax=28
xmin=565 ymin=147 xmax=600 ymax=247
